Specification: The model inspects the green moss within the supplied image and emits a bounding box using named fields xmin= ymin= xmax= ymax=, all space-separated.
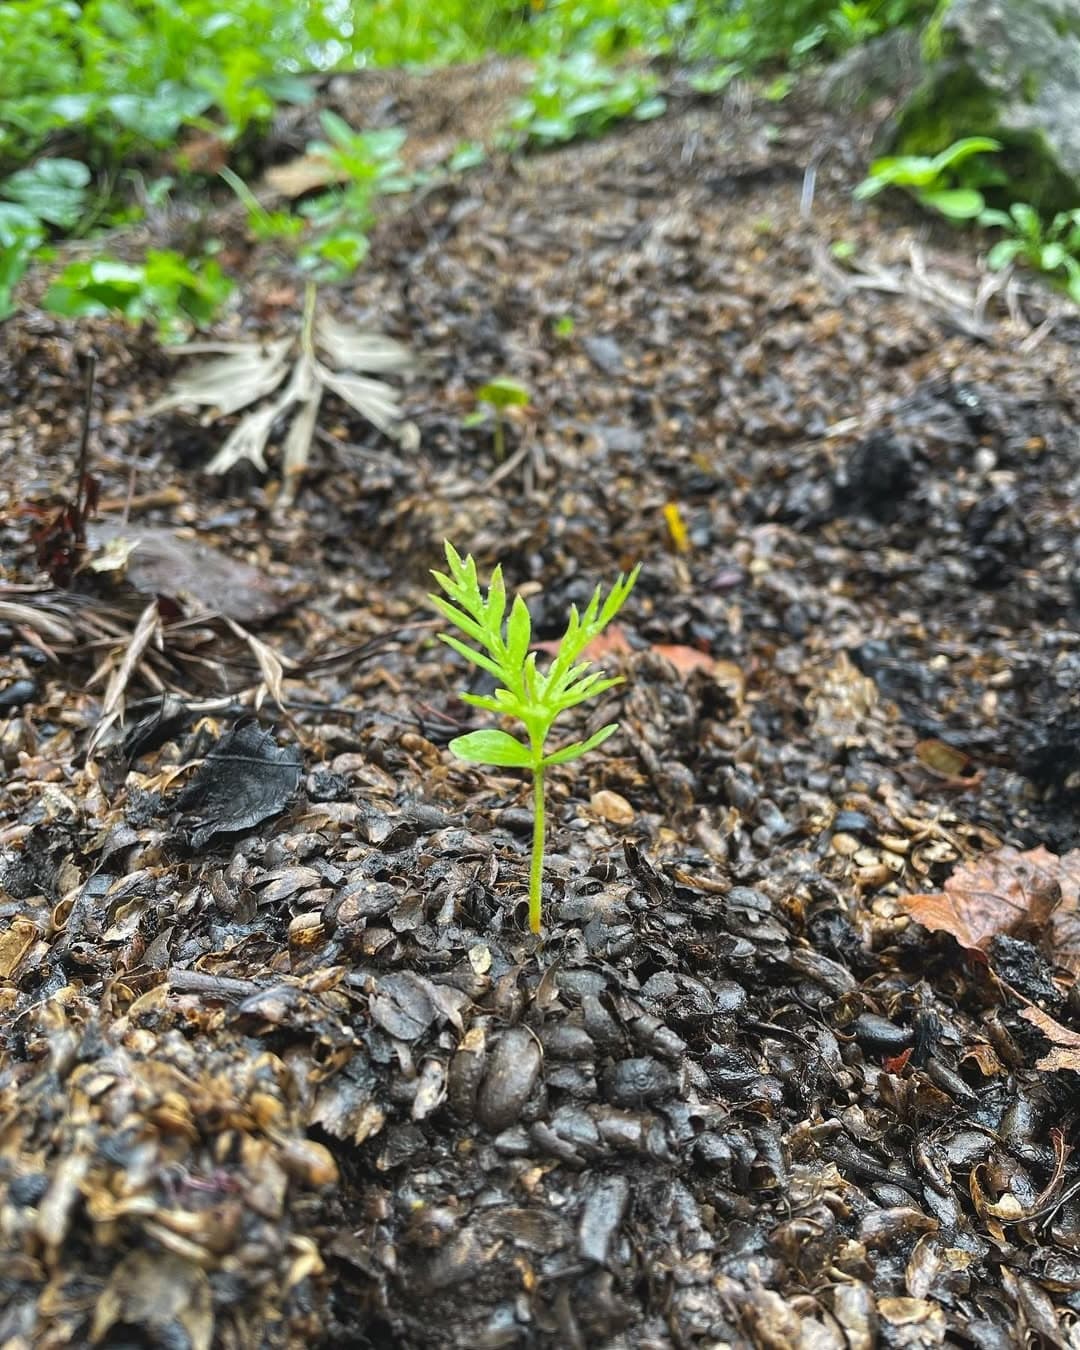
xmin=894 ymin=68 xmax=998 ymax=156
xmin=892 ymin=63 xmax=1076 ymax=211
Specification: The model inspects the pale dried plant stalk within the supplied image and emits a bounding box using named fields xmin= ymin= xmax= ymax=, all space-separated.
xmin=149 ymin=283 xmax=418 ymax=498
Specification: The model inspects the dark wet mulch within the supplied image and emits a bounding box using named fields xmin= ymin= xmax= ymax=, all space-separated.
xmin=3 ymin=63 xmax=1080 ymax=1349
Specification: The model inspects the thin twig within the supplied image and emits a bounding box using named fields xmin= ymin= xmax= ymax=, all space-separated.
xmin=74 ymin=350 xmax=97 ymax=533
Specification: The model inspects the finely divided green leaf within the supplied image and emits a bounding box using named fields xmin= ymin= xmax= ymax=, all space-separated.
xmin=543 ymin=724 xmax=619 ymax=766
xmin=506 ymin=595 xmax=532 ymax=671
xmin=437 ymin=632 xmax=506 ymax=682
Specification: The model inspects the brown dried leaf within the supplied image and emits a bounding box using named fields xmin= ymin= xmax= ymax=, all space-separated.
xmin=91 ymin=1250 xmax=213 ymax=1350
xmin=1019 ymin=1005 xmax=1080 ymax=1073
xmin=899 ymin=845 xmax=1069 ymax=955
xmin=264 ymin=152 xmax=339 ymax=198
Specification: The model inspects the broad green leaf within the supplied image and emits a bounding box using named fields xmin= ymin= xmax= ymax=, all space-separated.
xmin=859 ymin=155 xmax=932 ymax=190
xmin=919 ymin=187 xmax=984 ymax=220
xmin=978 ymin=207 xmax=1012 ymax=229
xmin=476 ymin=377 xmax=530 ymax=409
xmin=633 ymin=96 xmax=666 ymax=121
xmin=1041 ymin=242 xmax=1067 ymax=271
xmin=449 ymin=729 xmax=533 ymax=767
xmin=1009 ymin=202 xmax=1040 ymax=238
xmin=3 ymin=157 xmax=90 ymax=228
xmin=543 ymin=724 xmax=619 ymax=766
xmin=0 ymin=202 xmax=43 ymax=246
xmin=986 ymin=238 xmax=1025 ymax=271
xmin=928 ymin=136 xmax=1000 ymax=175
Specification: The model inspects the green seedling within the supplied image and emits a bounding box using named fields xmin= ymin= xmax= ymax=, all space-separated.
xmin=297 ymin=116 xmax=410 ymax=281
xmin=855 ymin=136 xmax=1001 ymax=221
xmin=464 ymin=377 xmax=531 ymax=462
xmin=430 ymin=542 xmax=639 ymax=934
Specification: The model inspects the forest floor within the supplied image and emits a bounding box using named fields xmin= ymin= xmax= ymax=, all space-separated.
xmin=3 ymin=57 xmax=1080 ymax=1350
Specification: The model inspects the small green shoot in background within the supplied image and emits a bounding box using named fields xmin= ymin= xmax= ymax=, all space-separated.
xmin=219 ymin=166 xmax=305 ymax=244
xmin=464 ymin=377 xmax=531 ymax=461
xmin=430 ymin=542 xmax=639 ymax=934
xmin=854 ymin=136 xmax=1001 ymax=221
xmin=553 ymin=314 xmax=576 ymax=339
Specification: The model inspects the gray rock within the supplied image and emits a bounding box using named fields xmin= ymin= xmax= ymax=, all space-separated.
xmin=892 ymin=0 xmax=1080 ymax=208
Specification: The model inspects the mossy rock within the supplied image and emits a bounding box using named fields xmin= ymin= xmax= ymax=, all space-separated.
xmin=891 ymin=0 xmax=1080 ymax=210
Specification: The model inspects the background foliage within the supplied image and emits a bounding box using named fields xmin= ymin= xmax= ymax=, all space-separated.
xmin=2 ymin=0 xmax=1073 ymax=330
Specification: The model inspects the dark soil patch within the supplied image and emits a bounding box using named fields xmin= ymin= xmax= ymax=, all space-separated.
xmin=3 ymin=63 xmax=1080 ymax=1349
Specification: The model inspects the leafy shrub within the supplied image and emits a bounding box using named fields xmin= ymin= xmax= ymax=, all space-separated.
xmin=43 ymin=249 xmax=233 ymax=338
xmin=979 ymin=204 xmax=1080 ymax=303
xmin=0 ymin=156 xmax=90 ymax=317
xmin=0 ymin=0 xmax=327 ymax=167
xmin=679 ymin=0 xmax=936 ymax=68
xmin=507 ymin=51 xmax=665 ymax=148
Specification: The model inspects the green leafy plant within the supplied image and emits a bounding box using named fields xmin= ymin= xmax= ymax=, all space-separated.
xmin=507 ymin=52 xmax=665 ymax=149
xmin=464 ymin=377 xmax=531 ymax=461
xmin=430 ymin=542 xmax=639 ymax=934
xmin=978 ymin=203 xmax=1080 ymax=303
xmin=43 ymin=248 xmax=233 ymax=339
xmin=854 ymin=136 xmax=1001 ymax=221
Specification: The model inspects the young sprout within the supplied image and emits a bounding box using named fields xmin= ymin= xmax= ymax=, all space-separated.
xmin=430 ymin=542 xmax=639 ymax=934
xmin=464 ymin=377 xmax=531 ymax=462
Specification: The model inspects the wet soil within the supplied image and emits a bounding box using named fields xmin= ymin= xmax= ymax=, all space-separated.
xmin=3 ymin=62 xmax=1080 ymax=1349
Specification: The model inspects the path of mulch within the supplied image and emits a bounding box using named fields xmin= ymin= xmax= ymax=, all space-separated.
xmin=3 ymin=61 xmax=1080 ymax=1349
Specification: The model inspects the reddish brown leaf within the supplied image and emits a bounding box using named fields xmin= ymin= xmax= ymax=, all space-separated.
xmin=899 ymin=845 xmax=1066 ymax=955
xmin=652 ymin=643 xmax=715 ymax=675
